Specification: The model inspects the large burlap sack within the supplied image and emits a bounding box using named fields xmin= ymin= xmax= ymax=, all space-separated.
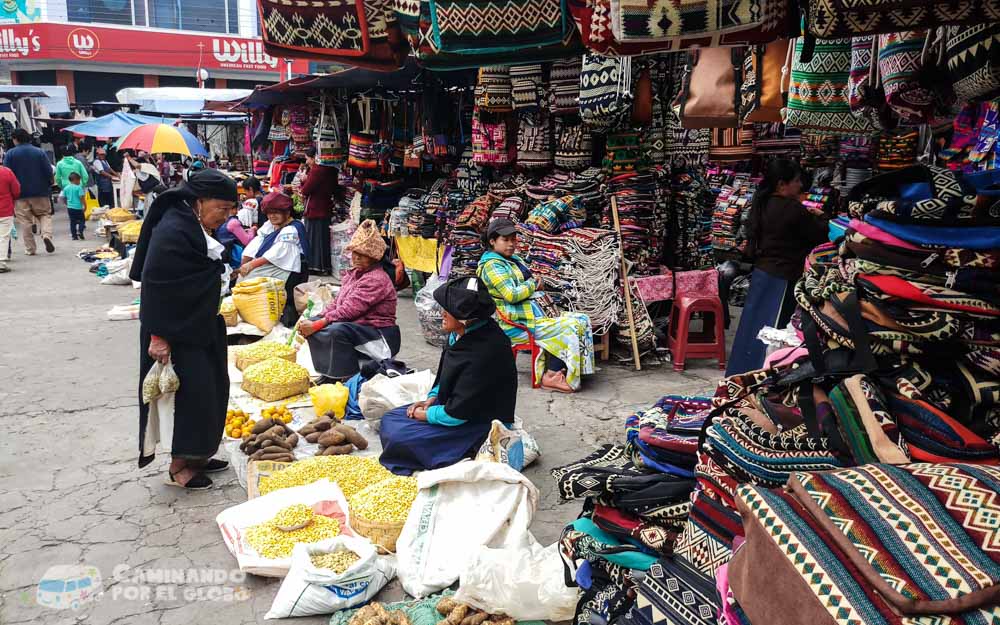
xmin=233 ymin=277 xmax=287 ymax=332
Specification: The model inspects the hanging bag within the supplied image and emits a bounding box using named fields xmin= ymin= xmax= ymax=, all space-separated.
xmin=946 ymin=23 xmax=1000 ymax=103
xmin=579 ymin=53 xmax=633 ymax=130
xmin=348 ymin=97 xmax=379 ymax=170
xmin=423 ymin=0 xmax=573 ymax=55
xmin=804 ymin=0 xmax=1000 ymax=39
xmin=784 ymin=37 xmax=875 ymax=136
xmin=475 ymin=66 xmax=514 ymax=112
xmin=516 ymin=113 xmax=554 ymax=169
xmin=472 ymin=110 xmax=513 ymax=165
xmin=680 ymin=47 xmax=741 ymax=129
xmin=878 ymin=29 xmax=937 ymax=125
xmin=742 ymin=39 xmax=789 ymax=123
xmin=608 ymin=0 xmax=790 ymax=48
xmin=554 ymin=120 xmax=593 ymax=170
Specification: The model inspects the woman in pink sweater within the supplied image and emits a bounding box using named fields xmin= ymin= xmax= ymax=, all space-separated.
xmin=298 ymin=219 xmax=399 ymax=380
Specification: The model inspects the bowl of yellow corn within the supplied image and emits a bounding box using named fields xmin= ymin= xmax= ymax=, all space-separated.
xmin=348 ymin=476 xmax=417 ymax=554
xmin=241 ymin=357 xmax=310 ymax=402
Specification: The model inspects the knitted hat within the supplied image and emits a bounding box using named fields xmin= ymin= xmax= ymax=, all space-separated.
xmin=433 ymin=277 xmax=496 ymax=321
xmin=261 ymin=190 xmax=293 ymax=213
xmin=346 ymin=219 xmax=387 ymax=261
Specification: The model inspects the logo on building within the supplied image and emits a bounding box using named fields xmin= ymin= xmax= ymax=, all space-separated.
xmin=211 ymin=39 xmax=277 ymax=70
xmin=67 ymin=27 xmax=99 ymax=59
xmin=0 ymin=27 xmax=39 ymax=58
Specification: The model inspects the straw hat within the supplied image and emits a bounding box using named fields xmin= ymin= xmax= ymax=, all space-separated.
xmin=346 ymin=219 xmax=387 ymax=261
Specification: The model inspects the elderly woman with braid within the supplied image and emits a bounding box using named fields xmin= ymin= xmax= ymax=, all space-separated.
xmin=477 ymin=218 xmax=595 ymax=393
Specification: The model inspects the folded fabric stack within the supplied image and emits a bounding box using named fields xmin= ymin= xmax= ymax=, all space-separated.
xmin=525 ymin=195 xmax=584 ymax=233
xmin=517 ymin=225 xmax=571 ymax=292
xmin=665 ymin=168 xmax=715 ymax=270
xmin=553 ymin=394 xmax=720 ymax=625
xmin=567 ymin=168 xmax=606 ymax=226
xmin=710 ymin=179 xmax=756 ymax=255
xmin=606 ymin=172 xmax=659 ymax=275
xmin=874 ymin=129 xmax=919 ymax=172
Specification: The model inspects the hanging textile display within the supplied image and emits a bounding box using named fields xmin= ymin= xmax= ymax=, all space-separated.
xmin=785 ymin=37 xmax=876 ymax=136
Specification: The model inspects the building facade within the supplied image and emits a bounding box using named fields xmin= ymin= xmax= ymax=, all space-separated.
xmin=0 ymin=0 xmax=310 ymax=104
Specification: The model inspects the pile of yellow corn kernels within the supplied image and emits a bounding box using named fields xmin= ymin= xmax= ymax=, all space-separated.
xmin=310 ymin=549 xmax=361 ymax=574
xmin=245 ymin=504 xmax=341 ymax=559
xmin=258 ymin=456 xmax=393 ymax=498
xmin=349 ymin=476 xmax=418 ymax=524
xmin=242 ymin=357 xmax=310 ymax=385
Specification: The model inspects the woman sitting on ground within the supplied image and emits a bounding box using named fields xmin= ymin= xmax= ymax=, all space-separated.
xmin=379 ymin=277 xmax=517 ymax=475
xmin=297 ymin=219 xmax=400 ymax=381
xmin=477 ymin=218 xmax=595 ymax=393
xmin=238 ymin=189 xmax=309 ymax=325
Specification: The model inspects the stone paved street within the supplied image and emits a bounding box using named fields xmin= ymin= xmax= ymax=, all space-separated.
xmin=0 ymin=211 xmax=730 ymax=625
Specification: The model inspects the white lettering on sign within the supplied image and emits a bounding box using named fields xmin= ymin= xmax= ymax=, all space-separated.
xmin=0 ymin=28 xmax=40 ymax=58
xmin=211 ymin=39 xmax=278 ymax=69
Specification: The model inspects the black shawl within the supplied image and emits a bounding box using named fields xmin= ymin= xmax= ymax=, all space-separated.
xmin=432 ymin=319 xmax=517 ymax=424
xmin=130 ymin=190 xmax=224 ymax=345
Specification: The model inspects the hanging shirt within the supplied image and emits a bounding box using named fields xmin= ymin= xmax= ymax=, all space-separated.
xmin=243 ymin=221 xmax=303 ymax=273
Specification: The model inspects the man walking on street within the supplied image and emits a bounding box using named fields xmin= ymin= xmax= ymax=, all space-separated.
xmin=92 ymin=147 xmax=118 ymax=208
xmin=0 ymin=157 xmax=20 ymax=272
xmin=4 ymin=129 xmax=54 ymax=255
xmin=56 ymin=144 xmax=89 ymax=190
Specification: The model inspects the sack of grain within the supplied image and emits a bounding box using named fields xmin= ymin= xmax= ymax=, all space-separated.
xmin=232 ymin=277 xmax=287 ymax=332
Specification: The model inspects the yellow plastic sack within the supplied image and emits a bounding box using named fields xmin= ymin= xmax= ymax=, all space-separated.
xmin=310 ymin=383 xmax=349 ymax=419
xmin=232 ymin=277 xmax=287 ymax=332
xmin=84 ymin=191 xmax=99 ymax=220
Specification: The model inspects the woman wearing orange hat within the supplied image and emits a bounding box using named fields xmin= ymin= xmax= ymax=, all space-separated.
xmin=297 ymin=219 xmax=400 ymax=380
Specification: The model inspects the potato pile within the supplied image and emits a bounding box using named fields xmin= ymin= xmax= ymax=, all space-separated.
xmin=225 ymin=409 xmax=258 ymax=439
xmin=298 ymin=417 xmax=368 ymax=456
xmin=348 ymin=603 xmax=412 ymax=625
xmin=435 ymin=598 xmax=513 ymax=625
xmin=239 ymin=418 xmax=300 ymax=462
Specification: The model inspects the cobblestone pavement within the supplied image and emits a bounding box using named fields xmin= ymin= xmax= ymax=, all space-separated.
xmin=0 ymin=212 xmax=731 ymax=624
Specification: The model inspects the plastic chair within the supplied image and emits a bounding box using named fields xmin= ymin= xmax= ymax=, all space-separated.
xmin=497 ymin=311 xmax=541 ymax=389
xmin=667 ymin=270 xmax=726 ymax=371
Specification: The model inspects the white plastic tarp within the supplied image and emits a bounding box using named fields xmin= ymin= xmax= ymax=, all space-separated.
xmin=116 ymin=87 xmax=253 ymax=114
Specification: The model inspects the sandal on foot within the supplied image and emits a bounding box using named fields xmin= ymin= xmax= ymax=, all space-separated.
xmin=165 ymin=469 xmax=213 ymax=490
xmin=202 ymin=458 xmax=230 ymax=473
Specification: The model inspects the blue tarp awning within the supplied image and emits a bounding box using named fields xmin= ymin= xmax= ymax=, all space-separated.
xmin=63 ymin=112 xmax=175 ymax=138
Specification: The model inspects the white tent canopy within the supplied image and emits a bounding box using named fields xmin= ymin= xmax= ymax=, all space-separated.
xmin=116 ymin=87 xmax=253 ymax=114
xmin=0 ymin=85 xmax=70 ymax=114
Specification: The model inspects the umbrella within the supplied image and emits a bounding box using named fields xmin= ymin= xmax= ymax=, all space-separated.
xmin=116 ymin=123 xmax=209 ymax=157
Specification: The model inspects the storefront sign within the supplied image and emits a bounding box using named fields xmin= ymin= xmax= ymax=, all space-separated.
xmin=0 ymin=23 xmax=308 ymax=73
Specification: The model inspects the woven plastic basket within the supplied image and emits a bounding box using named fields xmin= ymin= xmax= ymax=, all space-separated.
xmin=240 ymin=377 xmax=309 ymax=402
xmin=351 ymin=513 xmax=404 ymax=554
xmin=235 ymin=348 xmax=296 ymax=371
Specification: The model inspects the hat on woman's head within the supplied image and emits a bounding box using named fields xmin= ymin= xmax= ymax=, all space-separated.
xmin=433 ymin=277 xmax=496 ymax=322
xmin=186 ymin=168 xmax=238 ymax=203
xmin=261 ymin=190 xmax=293 ymax=213
xmin=346 ymin=219 xmax=387 ymax=261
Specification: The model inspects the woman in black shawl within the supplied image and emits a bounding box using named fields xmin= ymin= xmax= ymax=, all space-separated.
xmin=129 ymin=169 xmax=238 ymax=490
xmin=379 ymin=277 xmax=518 ymax=475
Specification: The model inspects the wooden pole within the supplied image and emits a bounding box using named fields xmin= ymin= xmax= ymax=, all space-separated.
xmin=610 ymin=195 xmax=642 ymax=371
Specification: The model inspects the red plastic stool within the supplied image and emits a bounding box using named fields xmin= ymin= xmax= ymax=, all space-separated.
xmin=667 ymin=295 xmax=726 ymax=371
xmin=498 ymin=312 xmax=541 ymax=388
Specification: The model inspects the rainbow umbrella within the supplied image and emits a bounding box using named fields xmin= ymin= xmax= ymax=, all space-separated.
xmin=115 ymin=123 xmax=209 ymax=157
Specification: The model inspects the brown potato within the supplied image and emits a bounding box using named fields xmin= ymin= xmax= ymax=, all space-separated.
xmin=334 ymin=424 xmax=368 ymax=450
xmin=318 ymin=430 xmax=347 ymax=447
xmin=285 ymin=433 xmax=299 ymax=447
xmin=305 ymin=432 xmax=322 ymax=444
xmin=251 ymin=418 xmax=275 ymax=434
xmin=313 ymin=418 xmax=333 ymax=431
xmin=322 ymin=444 xmax=353 ymax=455
xmin=298 ymin=424 xmax=317 ymax=436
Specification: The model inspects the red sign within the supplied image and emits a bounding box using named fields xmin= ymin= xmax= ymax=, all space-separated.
xmin=0 ymin=22 xmax=309 ymax=74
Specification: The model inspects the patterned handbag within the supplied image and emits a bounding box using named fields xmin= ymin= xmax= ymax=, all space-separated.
xmin=878 ymin=30 xmax=937 ymax=124
xmin=516 ymin=113 xmax=554 ymax=169
xmin=472 ymin=110 xmax=513 ymax=165
xmin=946 ymin=23 xmax=1000 ymax=103
xmin=580 ymin=53 xmax=633 ymax=130
xmin=347 ymin=133 xmax=379 ymax=170
xmin=804 ymin=0 xmax=1000 ymax=39
xmin=475 ymin=66 xmax=514 ymax=112
xmin=510 ymin=64 xmax=545 ymax=111
xmin=784 ymin=37 xmax=876 ymax=136
xmin=554 ymin=120 xmax=594 ymax=170
xmin=847 ymin=35 xmax=880 ymax=122
xmin=550 ymin=58 xmax=581 ymax=113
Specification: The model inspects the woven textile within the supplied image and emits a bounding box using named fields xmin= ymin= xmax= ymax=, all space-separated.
xmin=665 ymin=107 xmax=709 ymax=165
xmin=471 ymin=111 xmax=513 ymax=165
xmin=260 ymin=0 xmax=371 ymax=55
xmin=426 ymin=0 xmax=571 ymax=54
xmin=785 ymin=38 xmax=876 ymax=136
xmin=510 ymin=63 xmax=545 ymax=110
xmin=475 ymin=66 xmax=513 ymax=111
xmin=618 ymin=558 xmax=719 ymax=625
xmin=947 ymin=23 xmax=1000 ymax=103
xmin=879 ymin=30 xmax=936 ymax=124
xmin=555 ymin=121 xmax=594 ymax=170
xmin=516 ymin=113 xmax=554 ymax=169
xmin=609 ymin=0 xmax=788 ymax=47
xmin=732 ymin=463 xmax=1000 ymax=625
xmin=847 ymin=35 xmax=877 ymax=119
xmin=805 ymin=0 xmax=1000 ymax=39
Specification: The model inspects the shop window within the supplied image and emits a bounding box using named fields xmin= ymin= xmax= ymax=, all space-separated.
xmin=73 ymin=71 xmax=143 ymax=105
xmin=148 ymin=0 xmax=234 ymax=33
xmin=67 ymin=0 xmax=135 ymax=26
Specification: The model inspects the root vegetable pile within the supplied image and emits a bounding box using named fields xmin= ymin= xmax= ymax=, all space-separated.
xmin=435 ymin=598 xmax=513 ymax=625
xmin=298 ymin=417 xmax=368 ymax=456
xmin=239 ymin=418 xmax=299 ymax=462
xmin=245 ymin=504 xmax=341 ymax=559
xmin=348 ymin=603 xmax=413 ymax=625
xmin=258 ymin=455 xmax=393 ymax=498
xmin=349 ymin=476 xmax=417 ymax=524
xmin=309 ymin=549 xmax=361 ymax=574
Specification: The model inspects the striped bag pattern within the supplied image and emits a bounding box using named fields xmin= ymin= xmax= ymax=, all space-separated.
xmin=784 ymin=37 xmax=876 ymax=136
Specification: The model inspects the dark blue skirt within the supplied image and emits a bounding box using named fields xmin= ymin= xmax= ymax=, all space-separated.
xmin=379 ymin=405 xmax=493 ymax=476
xmin=725 ymin=268 xmax=796 ymax=376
